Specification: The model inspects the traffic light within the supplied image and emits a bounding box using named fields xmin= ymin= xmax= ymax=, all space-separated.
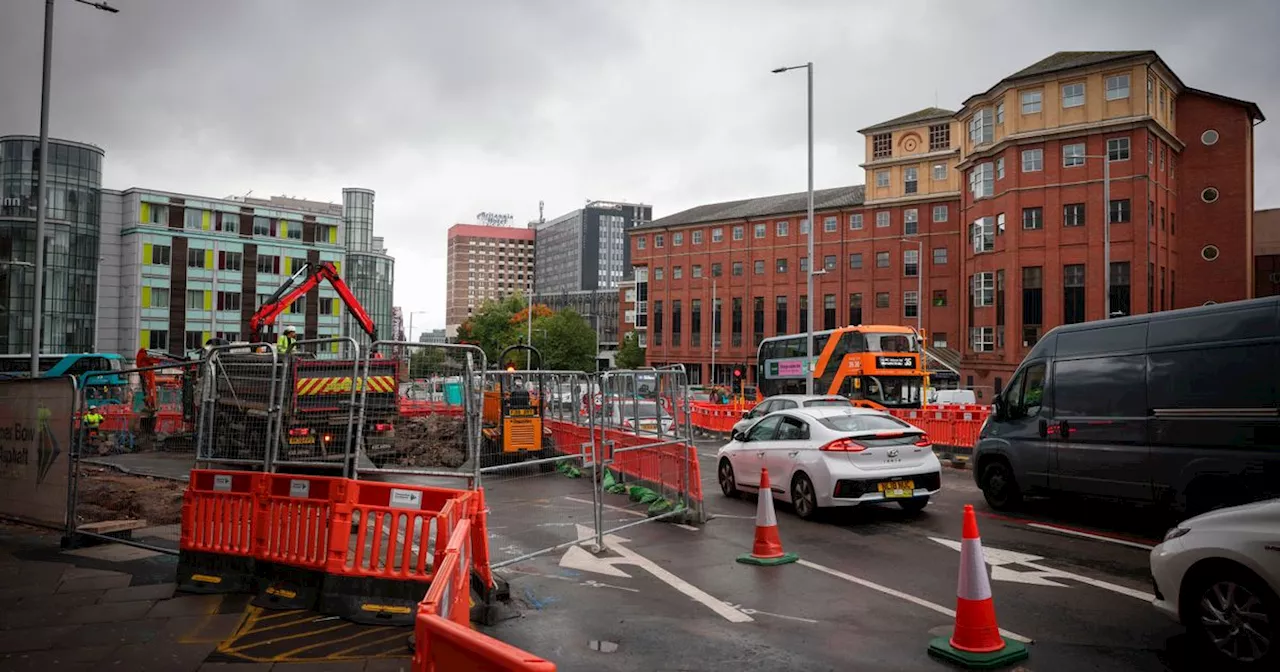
xmin=732 ymin=366 xmax=743 ymax=380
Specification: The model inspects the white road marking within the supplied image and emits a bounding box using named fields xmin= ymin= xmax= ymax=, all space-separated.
xmin=989 ymin=565 xmax=1070 ymax=587
xmin=582 ymin=580 xmax=641 ymax=593
xmin=725 ymin=602 xmax=818 ymax=624
xmin=1026 ymin=523 xmax=1155 ymax=550
xmin=699 ymin=452 xmax=719 ymax=459
xmin=607 ymin=539 xmax=753 ymax=623
xmin=797 ymin=559 xmax=1033 ymax=644
xmin=929 ymin=537 xmax=1155 ymax=601
xmin=560 ymin=545 xmax=632 ymax=578
xmin=674 ymin=524 xmax=700 ymax=532
xmin=710 ymin=514 xmax=755 ymax=520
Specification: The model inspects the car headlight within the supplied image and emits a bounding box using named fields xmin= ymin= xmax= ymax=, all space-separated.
xmin=1163 ymin=526 xmax=1191 ymax=542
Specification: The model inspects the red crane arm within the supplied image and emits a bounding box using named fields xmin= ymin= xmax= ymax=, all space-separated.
xmin=248 ymin=261 xmax=378 ymax=340
xmin=318 ymin=263 xmax=377 ymax=339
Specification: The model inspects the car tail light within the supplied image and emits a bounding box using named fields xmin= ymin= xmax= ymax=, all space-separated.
xmin=288 ymin=427 xmax=310 ymax=437
xmin=373 ymin=423 xmax=392 ymax=432
xmin=323 ymin=434 xmax=334 ymax=443
xmin=914 ymin=434 xmax=931 ymax=447
xmin=872 ymin=430 xmax=907 ymax=439
xmin=820 ymin=438 xmax=866 ymax=452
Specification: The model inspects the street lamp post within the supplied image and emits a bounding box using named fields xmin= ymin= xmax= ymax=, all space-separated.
xmin=772 ymin=61 xmax=814 ymax=394
xmin=407 ymin=310 xmax=430 ymax=343
xmin=30 ymin=0 xmax=118 ymax=376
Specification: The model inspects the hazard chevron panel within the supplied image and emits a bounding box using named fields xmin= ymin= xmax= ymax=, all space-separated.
xmin=295 ymin=375 xmax=396 ymax=396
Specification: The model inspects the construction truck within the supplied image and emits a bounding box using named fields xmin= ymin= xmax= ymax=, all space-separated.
xmin=205 ymin=261 xmax=398 ymax=463
xmin=480 ymin=344 xmax=555 ymax=468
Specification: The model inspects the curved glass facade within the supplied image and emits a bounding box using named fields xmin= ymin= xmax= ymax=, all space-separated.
xmin=346 ymin=252 xmax=394 ymax=345
xmin=343 ymin=188 xmax=374 ymax=252
xmin=0 ymin=136 xmax=104 ymax=354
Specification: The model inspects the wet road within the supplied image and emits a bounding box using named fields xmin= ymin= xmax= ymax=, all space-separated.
xmin=478 ymin=439 xmax=1211 ymax=672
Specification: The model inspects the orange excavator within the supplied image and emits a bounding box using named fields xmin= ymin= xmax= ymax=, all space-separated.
xmin=133 ymin=347 xmax=195 ymax=450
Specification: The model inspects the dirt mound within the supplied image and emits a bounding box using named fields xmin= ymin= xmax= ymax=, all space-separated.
xmin=395 ymin=415 xmax=468 ymax=468
xmin=75 ymin=467 xmax=185 ymax=526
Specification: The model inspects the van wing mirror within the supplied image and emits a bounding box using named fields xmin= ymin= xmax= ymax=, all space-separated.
xmin=991 ymin=397 xmax=1006 ymax=421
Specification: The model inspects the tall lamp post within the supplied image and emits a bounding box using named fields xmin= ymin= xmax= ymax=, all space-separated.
xmin=771 ymin=61 xmax=814 ymax=394
xmin=30 ymin=0 xmax=119 ymax=376
xmin=406 ymin=310 xmax=430 ymax=343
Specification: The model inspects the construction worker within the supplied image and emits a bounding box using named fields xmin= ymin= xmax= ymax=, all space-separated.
xmin=277 ymin=326 xmax=298 ymax=353
xmin=82 ymin=408 xmax=104 ymax=450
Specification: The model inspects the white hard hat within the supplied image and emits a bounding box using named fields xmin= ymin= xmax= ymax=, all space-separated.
xmin=285 ymin=326 xmax=297 ymax=334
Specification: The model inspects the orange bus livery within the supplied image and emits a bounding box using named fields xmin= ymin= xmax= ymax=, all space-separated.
xmin=755 ymin=325 xmax=928 ymax=408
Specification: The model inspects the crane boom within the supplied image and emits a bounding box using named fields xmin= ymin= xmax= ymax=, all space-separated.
xmin=248 ymin=261 xmax=377 ymax=340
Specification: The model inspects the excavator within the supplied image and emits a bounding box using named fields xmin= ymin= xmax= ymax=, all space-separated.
xmin=133 ymin=347 xmax=198 ymax=451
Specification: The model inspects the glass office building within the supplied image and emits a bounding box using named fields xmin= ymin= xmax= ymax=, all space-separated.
xmin=342 ymin=189 xmax=394 ymax=345
xmin=0 ymin=136 xmax=104 ymax=354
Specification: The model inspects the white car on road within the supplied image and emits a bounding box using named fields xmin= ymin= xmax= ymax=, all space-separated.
xmin=1150 ymin=498 xmax=1280 ymax=668
xmin=731 ymin=394 xmax=853 ymax=439
xmin=716 ymin=406 xmax=942 ymax=520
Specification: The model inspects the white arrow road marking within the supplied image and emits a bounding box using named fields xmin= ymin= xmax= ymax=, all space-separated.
xmin=565 ymin=496 xmax=646 ymax=518
xmin=928 ymin=537 xmax=1155 ymax=601
xmin=1026 ymin=523 xmax=1155 ymax=550
xmin=724 ymin=602 xmax=819 ymax=624
xmin=560 ymin=545 xmax=632 ymax=578
xmin=582 ymin=580 xmax=640 ymax=593
xmin=798 ymin=559 xmax=1033 ymax=643
xmin=562 ymin=524 xmax=752 ymax=623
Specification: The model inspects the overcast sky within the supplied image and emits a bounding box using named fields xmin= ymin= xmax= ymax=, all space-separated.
xmin=2 ymin=0 xmax=1276 ymax=335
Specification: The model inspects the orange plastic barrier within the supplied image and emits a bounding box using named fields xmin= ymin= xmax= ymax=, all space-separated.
xmin=253 ymin=473 xmax=351 ymax=610
xmin=546 ymin=419 xmax=703 ymax=507
xmin=178 ymin=469 xmax=263 ymax=594
xmin=400 ymin=400 xmax=466 ymax=417
xmin=320 ymin=480 xmax=474 ymax=625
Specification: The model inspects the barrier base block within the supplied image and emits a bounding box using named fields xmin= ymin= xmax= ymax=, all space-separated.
xmin=251 ymin=563 xmax=323 ymax=611
xmin=927 ymin=636 xmax=1029 ymax=670
xmin=319 ymin=573 xmax=429 ymax=627
xmin=736 ymin=552 xmax=799 ymax=566
xmin=176 ymin=550 xmax=256 ymax=595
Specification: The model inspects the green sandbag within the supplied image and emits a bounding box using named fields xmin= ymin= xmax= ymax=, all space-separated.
xmin=628 ymin=486 xmax=660 ymax=504
xmin=647 ymin=498 xmax=673 ymax=516
xmin=602 ymin=470 xmax=617 ymax=489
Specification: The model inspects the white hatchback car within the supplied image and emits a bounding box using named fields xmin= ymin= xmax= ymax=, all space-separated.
xmin=730 ymin=395 xmax=853 ymax=439
xmin=1150 ymin=498 xmax=1280 ymax=668
xmin=716 ymin=406 xmax=942 ymax=520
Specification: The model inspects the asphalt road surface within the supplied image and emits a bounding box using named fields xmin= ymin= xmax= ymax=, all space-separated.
xmin=478 ymin=438 xmax=1211 ymax=672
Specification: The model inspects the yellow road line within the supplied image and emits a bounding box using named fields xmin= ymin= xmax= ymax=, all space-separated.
xmin=222 ymin=622 xmax=352 ymax=654
xmin=253 ymin=608 xmax=305 ymax=623
xmin=233 ymin=614 xmax=324 ymax=637
xmin=330 ymin=630 xmax=412 ymax=657
xmin=272 ymin=625 xmax=392 ymax=660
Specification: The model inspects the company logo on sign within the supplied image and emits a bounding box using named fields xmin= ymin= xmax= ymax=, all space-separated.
xmin=876 ymin=356 xmax=915 ymax=369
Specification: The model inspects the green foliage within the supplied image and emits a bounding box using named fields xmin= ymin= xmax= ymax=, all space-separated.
xmin=615 ymin=331 xmax=646 ymax=369
xmin=456 ymin=293 xmax=597 ymax=371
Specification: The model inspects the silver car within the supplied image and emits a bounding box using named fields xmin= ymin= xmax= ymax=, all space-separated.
xmin=731 ymin=395 xmax=852 ymax=439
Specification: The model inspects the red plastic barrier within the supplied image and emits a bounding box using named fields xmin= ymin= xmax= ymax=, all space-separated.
xmin=181 ymin=469 xmax=261 ymax=557
xmin=415 ymin=614 xmax=557 ymax=672
xmin=400 ymin=400 xmax=466 ymax=417
xmin=548 ymin=420 xmax=703 ymax=506
xmin=256 ymin=474 xmax=350 ymax=570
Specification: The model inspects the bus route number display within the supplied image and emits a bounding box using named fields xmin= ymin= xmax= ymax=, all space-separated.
xmin=876 ymin=356 xmax=916 ymax=369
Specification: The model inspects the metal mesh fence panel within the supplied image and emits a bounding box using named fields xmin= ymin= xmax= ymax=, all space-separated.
xmin=270 ymin=337 xmax=361 ymax=473
xmin=353 ymin=341 xmax=485 ymax=486
xmin=197 ymin=343 xmax=282 ymax=469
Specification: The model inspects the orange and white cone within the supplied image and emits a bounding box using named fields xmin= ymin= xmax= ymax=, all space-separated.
xmin=735 ymin=468 xmax=798 ymax=566
xmin=927 ymin=504 xmax=1029 ymax=668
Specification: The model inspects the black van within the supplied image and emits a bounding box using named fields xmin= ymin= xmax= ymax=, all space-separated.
xmin=974 ymin=296 xmax=1280 ymax=516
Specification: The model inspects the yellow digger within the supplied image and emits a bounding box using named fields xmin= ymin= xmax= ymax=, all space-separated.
xmin=481 ymin=344 xmax=555 ymax=468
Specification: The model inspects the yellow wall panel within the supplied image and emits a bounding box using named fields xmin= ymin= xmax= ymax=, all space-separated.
xmin=142 ymin=242 xmax=153 ymax=264
xmin=141 ymin=286 xmax=152 ymax=307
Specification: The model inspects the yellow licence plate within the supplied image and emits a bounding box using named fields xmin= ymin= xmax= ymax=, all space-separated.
xmin=878 ymin=480 xmax=914 ymax=498
xmin=288 ymin=436 xmax=315 ymax=445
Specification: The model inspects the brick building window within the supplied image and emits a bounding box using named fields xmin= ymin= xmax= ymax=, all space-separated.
xmin=904 ymin=291 xmax=919 ymax=319
xmin=929 ymin=124 xmax=950 ymax=151
xmin=671 ymin=300 xmax=682 ymax=346
xmin=1063 ymin=142 xmax=1085 ymax=167
xmin=970 ymin=217 xmax=995 ymax=253
xmin=711 ymin=262 xmax=722 ymax=277
xmin=800 ymin=257 xmax=809 ymax=273
xmin=1064 ymin=203 xmax=1086 ymax=227
xmin=733 ymin=225 xmax=744 ymax=240
xmin=876 ymin=211 xmax=890 ymax=228
xmin=755 ymin=260 xmax=765 ymax=275
xmin=824 ymin=217 xmax=838 ymax=233
xmin=1109 ymin=199 xmax=1131 ymax=224
xmin=673 ymin=266 xmax=682 ymax=279
xmin=876 ymin=251 xmax=890 ymax=268
xmin=1064 ymin=264 xmax=1086 ymax=324
xmin=754 ymin=223 xmax=766 ymax=239
xmin=637 ymin=237 xmax=646 ymax=250
xmin=933 ymin=205 xmax=948 ymax=223
xmin=1021 ymin=148 xmax=1043 ymax=172
xmin=655 ymin=234 xmax=664 ymax=248
xmin=823 ymin=255 xmax=837 ymax=271
xmin=849 ymin=294 xmax=863 ymax=325
xmin=775 ymin=296 xmax=788 ymax=334
xmin=775 ymin=258 xmax=787 ymax=273
xmin=1105 ymin=73 xmax=1130 ymax=100
xmin=752 ymin=297 xmax=764 ymax=346
xmin=904 ymin=249 xmax=919 ymax=276
xmin=904 ymin=209 xmax=919 ymax=235
xmin=968 ymin=108 xmax=993 ymax=145
xmin=969 ymin=163 xmax=994 ymax=199
xmin=693 ymin=230 xmax=704 ymax=244
xmin=1110 ymin=262 xmax=1131 ymax=317
xmin=776 ymin=221 xmax=789 ymax=237
xmin=1022 ymin=266 xmax=1043 ymax=346
xmin=904 ymin=167 xmax=918 ymax=194
xmin=849 ymin=214 xmax=863 ymax=230
xmin=873 ymin=133 xmax=892 ymax=159
xmin=731 ymin=298 xmax=742 ymax=347
xmin=1148 ymin=262 xmax=1155 ymax=313
xmin=799 ymin=295 xmax=809 ymax=331
xmin=933 ymin=247 xmax=948 ymax=265
xmin=933 ymin=290 xmax=948 ymax=307
xmin=691 ymin=299 xmax=702 ymax=347
xmin=673 ymin=232 xmax=683 ymax=246
xmin=653 ymin=300 xmax=663 ymax=346
xmin=1107 ymin=137 xmax=1130 ymax=162
xmin=692 ymin=265 xmax=703 ymax=278
xmin=824 ymin=294 xmax=837 ymax=330
xmin=1022 ymin=207 xmax=1043 ymax=230
xmin=971 ymin=272 xmax=995 ymax=307
xmin=875 ymin=292 xmax=890 ymax=309
xmin=850 ymin=253 xmax=863 ymax=270
xmin=732 ymin=262 xmax=743 ymax=276
xmin=713 ymin=298 xmax=722 ymax=347
xmin=970 ymin=327 xmax=995 ymax=352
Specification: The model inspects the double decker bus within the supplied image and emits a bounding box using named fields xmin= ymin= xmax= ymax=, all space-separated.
xmin=755 ymin=325 xmax=927 ymax=409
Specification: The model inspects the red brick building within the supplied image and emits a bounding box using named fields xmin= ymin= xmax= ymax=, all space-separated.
xmin=445 ymin=224 xmax=536 ymax=337
xmin=625 ymin=51 xmax=1264 ymax=396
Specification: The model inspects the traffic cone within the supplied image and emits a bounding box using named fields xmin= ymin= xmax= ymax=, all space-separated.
xmin=927 ymin=504 xmax=1029 ymax=669
xmin=735 ymin=468 xmax=798 ymax=566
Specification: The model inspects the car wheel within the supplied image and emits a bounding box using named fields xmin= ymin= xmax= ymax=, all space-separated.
xmin=791 ymin=473 xmax=819 ymax=521
xmin=718 ymin=459 xmax=739 ymax=498
xmin=981 ymin=459 xmax=1022 ymax=511
xmin=898 ymin=496 xmax=930 ymax=513
xmin=1188 ymin=566 xmax=1277 ymax=667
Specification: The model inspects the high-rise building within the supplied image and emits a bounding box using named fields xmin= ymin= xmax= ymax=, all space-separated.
xmin=341 ymin=189 xmax=395 ymax=346
xmin=445 ymin=223 xmax=536 ymax=337
xmin=534 ymin=201 xmax=651 ymax=294
xmin=0 ymin=135 xmax=105 ymax=354
xmin=628 ymin=50 xmax=1264 ymax=397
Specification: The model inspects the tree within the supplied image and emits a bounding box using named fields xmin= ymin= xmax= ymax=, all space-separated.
xmin=615 ymin=331 xmax=646 ymax=369
xmin=532 ymin=308 xmax=598 ymax=372
xmin=456 ymin=293 xmax=564 ymax=369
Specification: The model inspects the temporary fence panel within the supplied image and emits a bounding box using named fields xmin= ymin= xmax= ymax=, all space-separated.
xmin=480 ymin=370 xmax=604 ymax=570
xmin=270 ymin=337 xmax=362 ymax=473
xmin=198 ymin=343 xmax=284 ymax=469
xmin=320 ymin=479 xmax=473 ymax=625
xmin=177 ymin=469 xmax=262 ymax=594
xmin=0 ymin=377 xmax=75 ymax=531
xmin=594 ymin=368 xmax=704 ymax=528
xmin=353 ymin=341 xmax=486 ymax=485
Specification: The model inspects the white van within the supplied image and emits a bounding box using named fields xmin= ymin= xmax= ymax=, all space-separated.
xmin=929 ymin=389 xmax=977 ymax=406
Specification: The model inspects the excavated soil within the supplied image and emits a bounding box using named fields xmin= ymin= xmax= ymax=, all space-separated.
xmin=394 ymin=415 xmax=468 ymax=468
xmin=75 ymin=466 xmax=185 ymax=526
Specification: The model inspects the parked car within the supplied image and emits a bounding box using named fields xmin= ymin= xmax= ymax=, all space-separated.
xmin=716 ymin=406 xmax=942 ymax=520
xmin=974 ymin=296 xmax=1280 ymax=516
xmin=1150 ymin=498 xmax=1280 ymax=668
xmin=607 ymin=398 xmax=676 ymax=436
xmin=731 ymin=395 xmax=852 ymax=439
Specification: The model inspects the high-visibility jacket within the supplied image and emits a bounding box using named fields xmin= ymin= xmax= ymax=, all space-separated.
xmin=277 ymin=334 xmax=296 ymax=352
xmin=83 ymin=411 xmax=104 ymax=429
